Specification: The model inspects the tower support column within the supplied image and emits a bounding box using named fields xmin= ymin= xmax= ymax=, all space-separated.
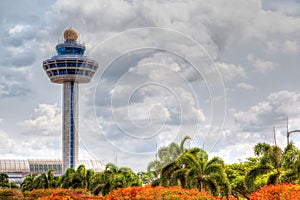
xmin=62 ymin=81 xmax=79 ymax=172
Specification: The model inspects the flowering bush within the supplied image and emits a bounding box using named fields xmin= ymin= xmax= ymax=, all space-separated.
xmin=105 ymin=185 xmax=225 ymax=200
xmin=23 ymin=188 xmax=103 ymax=200
xmin=0 ymin=188 xmax=24 ymax=199
xmin=20 ymin=186 xmax=239 ymax=199
xmin=250 ymin=183 xmax=300 ymax=200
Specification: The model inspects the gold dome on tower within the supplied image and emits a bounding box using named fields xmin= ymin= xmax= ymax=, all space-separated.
xmin=64 ymin=27 xmax=78 ymax=41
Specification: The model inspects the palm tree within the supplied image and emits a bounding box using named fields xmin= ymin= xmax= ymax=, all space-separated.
xmin=245 ymin=142 xmax=283 ymax=192
xmin=282 ymin=142 xmax=300 ymax=183
xmin=160 ymin=148 xmax=230 ymax=196
xmin=33 ymin=173 xmax=48 ymax=189
xmin=86 ymin=169 xmax=95 ymax=189
xmin=59 ymin=168 xmax=75 ymax=188
xmin=21 ymin=174 xmax=37 ymax=191
xmin=137 ymin=171 xmax=157 ymax=185
xmin=147 ymin=136 xmax=191 ymax=177
xmin=72 ymin=164 xmax=88 ymax=188
xmin=47 ymin=169 xmax=59 ymax=188
xmin=91 ymin=163 xmax=141 ymax=196
xmin=0 ymin=173 xmax=8 ymax=184
xmin=91 ymin=171 xmax=111 ymax=196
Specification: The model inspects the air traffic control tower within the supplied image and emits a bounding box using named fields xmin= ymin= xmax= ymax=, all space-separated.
xmin=43 ymin=28 xmax=98 ymax=172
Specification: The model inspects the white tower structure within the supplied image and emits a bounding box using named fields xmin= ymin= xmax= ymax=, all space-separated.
xmin=43 ymin=28 xmax=98 ymax=172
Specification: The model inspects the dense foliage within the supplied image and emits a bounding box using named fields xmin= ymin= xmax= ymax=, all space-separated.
xmin=11 ymin=136 xmax=300 ymax=199
xmin=0 ymin=173 xmax=18 ymax=189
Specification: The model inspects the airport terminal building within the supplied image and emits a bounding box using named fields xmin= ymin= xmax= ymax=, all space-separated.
xmin=0 ymin=159 xmax=104 ymax=185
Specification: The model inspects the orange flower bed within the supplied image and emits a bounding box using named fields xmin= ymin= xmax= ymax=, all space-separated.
xmin=105 ymin=185 xmax=234 ymax=200
xmin=20 ymin=186 xmax=238 ymax=199
xmin=23 ymin=188 xmax=104 ymax=200
xmin=0 ymin=189 xmax=23 ymax=199
xmin=250 ymin=183 xmax=300 ymax=200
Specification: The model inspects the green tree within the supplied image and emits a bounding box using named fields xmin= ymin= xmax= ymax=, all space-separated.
xmin=161 ymin=147 xmax=230 ymax=196
xmin=47 ymin=169 xmax=59 ymax=188
xmin=225 ymin=158 xmax=259 ymax=200
xmin=137 ymin=171 xmax=156 ymax=185
xmin=0 ymin=173 xmax=17 ymax=189
xmin=33 ymin=173 xmax=48 ymax=189
xmin=0 ymin=173 xmax=8 ymax=184
xmin=21 ymin=174 xmax=37 ymax=191
xmin=282 ymin=142 xmax=300 ymax=183
xmin=59 ymin=168 xmax=75 ymax=188
xmin=245 ymin=142 xmax=284 ymax=192
xmin=147 ymin=136 xmax=191 ymax=177
xmin=91 ymin=163 xmax=141 ymax=196
xmin=71 ymin=164 xmax=94 ymax=189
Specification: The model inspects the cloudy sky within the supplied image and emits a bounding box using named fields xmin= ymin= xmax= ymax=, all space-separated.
xmin=1 ymin=0 xmax=300 ymax=172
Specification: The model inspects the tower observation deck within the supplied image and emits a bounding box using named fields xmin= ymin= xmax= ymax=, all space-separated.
xmin=43 ymin=28 xmax=98 ymax=172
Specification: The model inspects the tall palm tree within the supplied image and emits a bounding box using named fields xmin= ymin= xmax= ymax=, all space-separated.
xmin=91 ymin=163 xmax=141 ymax=196
xmin=137 ymin=171 xmax=156 ymax=185
xmin=86 ymin=169 xmax=95 ymax=189
xmin=160 ymin=147 xmax=230 ymax=196
xmin=147 ymin=136 xmax=191 ymax=176
xmin=72 ymin=164 xmax=88 ymax=188
xmin=245 ymin=142 xmax=283 ymax=192
xmin=0 ymin=173 xmax=8 ymax=184
xmin=21 ymin=174 xmax=37 ymax=191
xmin=91 ymin=171 xmax=112 ymax=196
xmin=282 ymin=142 xmax=300 ymax=183
xmin=59 ymin=168 xmax=75 ymax=188
xmin=47 ymin=169 xmax=58 ymax=188
xmin=33 ymin=173 xmax=48 ymax=189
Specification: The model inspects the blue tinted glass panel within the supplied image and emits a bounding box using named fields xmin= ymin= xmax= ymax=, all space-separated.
xmin=67 ymin=69 xmax=75 ymax=74
xmin=57 ymin=47 xmax=66 ymax=55
xmin=59 ymin=70 xmax=66 ymax=74
xmin=50 ymin=64 xmax=56 ymax=68
xmin=57 ymin=63 xmax=65 ymax=67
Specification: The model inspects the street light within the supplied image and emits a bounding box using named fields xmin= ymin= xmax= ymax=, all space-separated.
xmin=286 ymin=117 xmax=300 ymax=145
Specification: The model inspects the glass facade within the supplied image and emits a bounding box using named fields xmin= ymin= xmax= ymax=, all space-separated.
xmin=28 ymin=159 xmax=62 ymax=173
xmin=42 ymin=59 xmax=98 ymax=83
xmin=57 ymin=47 xmax=85 ymax=55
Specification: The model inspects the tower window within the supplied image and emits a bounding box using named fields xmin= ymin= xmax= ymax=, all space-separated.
xmin=57 ymin=47 xmax=85 ymax=55
xmin=67 ymin=69 xmax=75 ymax=74
xmin=59 ymin=70 xmax=66 ymax=75
xmin=57 ymin=63 xmax=66 ymax=67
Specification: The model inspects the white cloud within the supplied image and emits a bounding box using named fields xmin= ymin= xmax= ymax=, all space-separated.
xmin=21 ymin=104 xmax=62 ymax=135
xmin=282 ymin=40 xmax=298 ymax=54
xmin=0 ymin=119 xmax=17 ymax=156
xmin=216 ymin=62 xmax=246 ymax=81
xmin=262 ymin=0 xmax=300 ymax=17
xmin=266 ymin=40 xmax=279 ymax=54
xmin=8 ymin=24 xmax=32 ymax=36
xmin=247 ymin=54 xmax=274 ymax=73
xmin=236 ymin=82 xmax=255 ymax=91
xmin=234 ymin=90 xmax=300 ymax=131
xmin=0 ymin=67 xmax=31 ymax=98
